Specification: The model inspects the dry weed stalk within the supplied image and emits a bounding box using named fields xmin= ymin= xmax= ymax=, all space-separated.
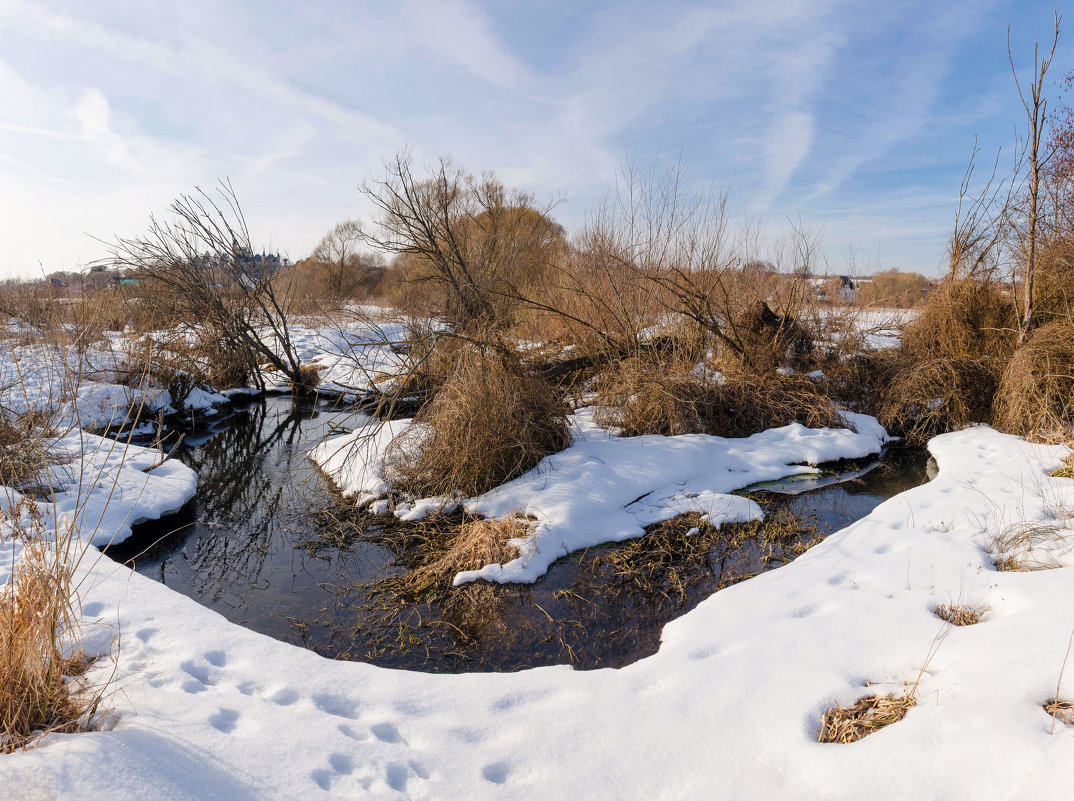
xmin=989 ymin=517 xmax=1073 ymax=571
xmin=1047 ymin=626 xmax=1074 ymax=734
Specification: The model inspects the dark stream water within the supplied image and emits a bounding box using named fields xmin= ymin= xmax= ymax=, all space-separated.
xmin=105 ymin=397 xmax=929 ymax=673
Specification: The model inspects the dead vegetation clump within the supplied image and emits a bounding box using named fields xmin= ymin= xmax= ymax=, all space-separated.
xmin=382 ymin=515 xmax=529 ymax=602
xmin=873 ymin=277 xmax=1018 ymax=445
xmin=993 ymin=322 xmax=1074 ymax=443
xmin=0 ymin=410 xmax=53 ymax=491
xmin=385 ymin=349 xmax=570 ymax=497
xmin=934 ymin=603 xmax=982 ymax=626
xmin=900 ymin=277 xmax=1017 ymax=362
xmin=1044 ymin=699 xmax=1074 ymax=728
xmin=291 ymin=364 xmax=322 ymax=396
xmin=817 ymin=693 xmax=917 ymax=743
xmin=596 ymin=358 xmax=843 ymax=439
xmin=731 ymin=299 xmax=815 ymax=374
xmin=821 ymin=350 xmax=899 ymax=416
xmin=1 ymin=499 xmax=105 ymax=752
xmin=876 ymin=357 xmax=1003 ymax=445
xmin=1053 ymin=455 xmax=1074 ymax=478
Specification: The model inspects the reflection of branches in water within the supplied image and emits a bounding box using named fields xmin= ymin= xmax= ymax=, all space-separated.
xmin=124 ymin=397 xmax=369 ymax=601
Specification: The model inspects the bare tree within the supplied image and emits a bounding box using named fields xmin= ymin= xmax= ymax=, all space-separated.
xmin=948 ymin=138 xmax=1018 ymax=280
xmin=311 ymin=220 xmax=382 ymax=301
xmin=104 ymin=182 xmax=314 ymax=393
xmin=357 ymin=152 xmax=562 ymax=341
xmin=1010 ymin=12 xmax=1061 ymax=345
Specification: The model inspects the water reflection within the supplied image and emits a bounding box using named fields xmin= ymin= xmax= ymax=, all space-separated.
xmin=106 ymin=398 xmax=929 ymax=672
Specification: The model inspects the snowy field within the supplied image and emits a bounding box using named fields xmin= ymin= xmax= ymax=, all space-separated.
xmin=3 ymin=313 xmax=1074 ymax=800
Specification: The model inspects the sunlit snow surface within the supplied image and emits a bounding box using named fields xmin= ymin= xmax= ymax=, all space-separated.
xmin=5 ymin=312 xmax=1074 ymax=800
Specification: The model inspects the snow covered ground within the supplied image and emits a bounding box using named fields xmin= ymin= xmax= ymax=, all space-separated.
xmin=3 ymin=425 xmax=1074 ymax=799
xmin=4 ymin=312 xmax=1074 ymax=800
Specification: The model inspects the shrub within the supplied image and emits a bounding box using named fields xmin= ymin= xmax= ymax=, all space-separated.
xmin=900 ymin=277 xmax=1016 ymax=362
xmin=876 ymin=357 xmax=1003 ymax=445
xmin=596 ymin=358 xmax=843 ymax=439
xmin=386 ymin=350 xmax=570 ymax=497
xmin=993 ymin=321 xmax=1074 ymax=442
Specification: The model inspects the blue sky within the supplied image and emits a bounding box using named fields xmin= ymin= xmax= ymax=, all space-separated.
xmin=0 ymin=0 xmax=1070 ymax=278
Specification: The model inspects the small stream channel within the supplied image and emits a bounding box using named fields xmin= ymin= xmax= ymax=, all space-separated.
xmin=104 ymin=396 xmax=930 ymax=673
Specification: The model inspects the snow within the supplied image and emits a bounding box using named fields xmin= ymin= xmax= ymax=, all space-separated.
xmin=6 ymin=423 xmax=1074 ymax=799
xmin=311 ymin=407 xmax=889 ymax=585
xmin=7 ymin=314 xmax=1074 ymax=800
xmin=310 ymin=419 xmax=411 ymax=505
xmin=43 ymin=430 xmax=198 ymax=547
xmin=457 ymin=411 xmax=890 ymax=584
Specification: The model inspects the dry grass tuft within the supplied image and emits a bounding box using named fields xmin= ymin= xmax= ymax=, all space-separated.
xmin=1044 ymin=699 xmax=1074 ymax=728
xmin=817 ymin=692 xmax=917 ymax=743
xmin=354 ymin=513 xmax=530 ymax=603
xmin=386 ymin=350 xmax=570 ymax=497
xmin=596 ymin=358 xmax=843 ymax=438
xmin=934 ymin=603 xmax=982 ymax=626
xmin=1 ymin=499 xmax=105 ymax=752
xmin=405 ymin=516 xmax=528 ymax=595
xmin=993 ymin=322 xmax=1074 ymax=443
xmin=988 ymin=516 xmax=1074 ymax=571
xmin=1054 ymin=455 xmax=1074 ymax=479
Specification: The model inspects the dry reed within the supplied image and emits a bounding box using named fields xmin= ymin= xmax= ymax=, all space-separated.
xmin=1 ymin=498 xmax=104 ymax=752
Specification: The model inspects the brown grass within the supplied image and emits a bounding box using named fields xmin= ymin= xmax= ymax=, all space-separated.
xmin=596 ymin=358 xmax=844 ymax=438
xmin=993 ymin=322 xmax=1074 ymax=443
xmin=386 ymin=349 xmax=570 ymax=497
xmin=876 ymin=357 xmax=1003 ymax=445
xmin=402 ymin=516 xmax=528 ymax=598
xmin=900 ymin=277 xmax=1017 ymax=362
xmin=1053 ymin=455 xmax=1074 ymax=478
xmin=1 ymin=498 xmax=104 ymax=752
xmin=342 ymin=512 xmax=530 ymax=603
xmin=934 ymin=603 xmax=981 ymax=626
xmin=817 ymin=692 xmax=916 ymax=743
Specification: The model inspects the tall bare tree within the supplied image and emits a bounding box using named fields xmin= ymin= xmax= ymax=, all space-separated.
xmin=1011 ymin=13 xmax=1061 ymax=346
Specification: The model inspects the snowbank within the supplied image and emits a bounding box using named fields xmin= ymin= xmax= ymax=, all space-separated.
xmin=312 ymin=408 xmax=890 ymax=585
xmin=5 ymin=427 xmax=1074 ymax=800
xmin=459 ymin=411 xmax=889 ymax=584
